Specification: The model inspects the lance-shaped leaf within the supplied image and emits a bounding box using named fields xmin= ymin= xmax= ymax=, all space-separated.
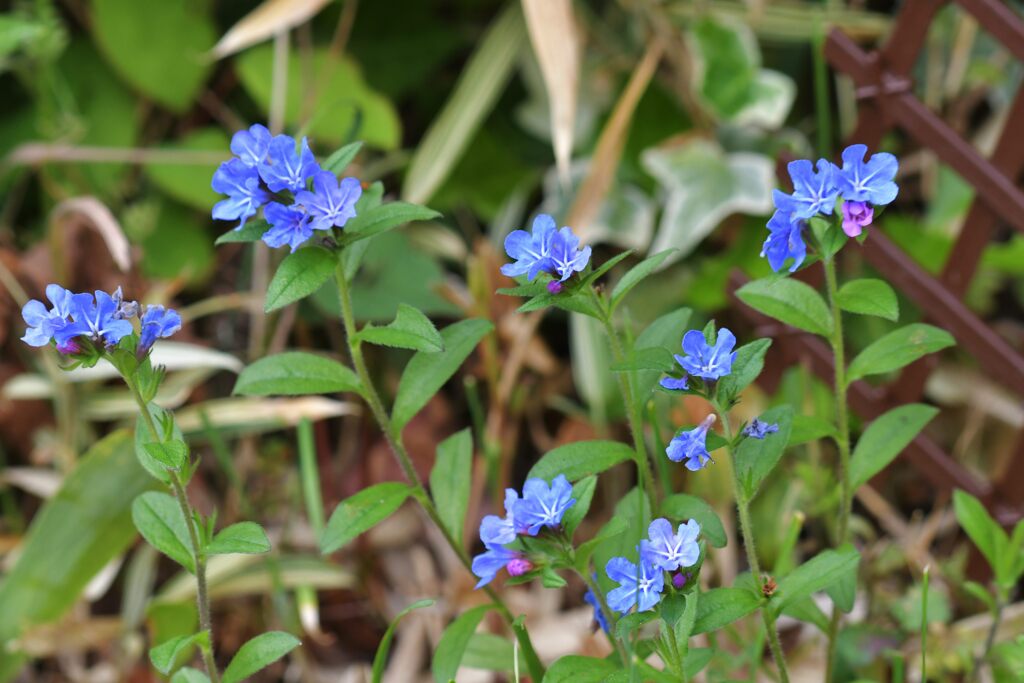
xmin=527 ymin=440 xmax=633 ymax=482
xmin=692 ymin=587 xmax=761 ymax=634
xmin=132 ymin=491 xmax=194 ymax=572
xmin=206 ymin=522 xmax=271 ymax=556
xmin=836 ymin=278 xmax=899 ymax=321
xmin=320 ymin=483 xmax=413 ymax=554
xmin=358 ymin=303 xmax=444 ymax=352
xmin=736 ymin=276 xmax=833 ymax=337
xmin=432 ymin=604 xmax=496 ymax=683
xmin=234 ymin=352 xmax=362 ymax=396
xmin=265 ymin=247 xmax=337 ymax=312
xmin=846 ymin=323 xmax=955 ymax=382
xmin=429 ymin=429 xmax=472 ymax=549
xmin=221 ymin=631 xmax=301 ymax=683
xmin=339 ymin=202 xmax=440 ymax=246
xmin=850 ymin=404 xmax=938 ymax=488
xmin=772 ymin=544 xmax=860 ymax=613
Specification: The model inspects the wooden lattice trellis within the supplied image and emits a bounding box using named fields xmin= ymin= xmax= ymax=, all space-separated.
xmin=730 ymin=0 xmax=1024 ymax=525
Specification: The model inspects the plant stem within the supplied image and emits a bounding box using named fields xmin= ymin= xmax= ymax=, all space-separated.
xmin=129 ymin=384 xmax=220 ymax=683
xmin=976 ymin=593 xmax=1006 ymax=680
xmin=333 ymin=264 xmax=545 ymax=681
xmin=823 ymin=255 xmax=853 ymax=683
xmin=716 ymin=405 xmax=791 ymax=683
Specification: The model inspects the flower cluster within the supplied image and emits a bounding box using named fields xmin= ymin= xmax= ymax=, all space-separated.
xmin=21 ymin=285 xmax=180 ymax=356
xmin=502 ymin=214 xmax=592 ymax=293
xmin=212 ymin=124 xmax=362 ymax=252
xmin=605 ymin=518 xmax=701 ymax=614
xmin=472 ymin=475 xmax=575 ymax=587
xmin=763 ymin=144 xmax=899 ymax=272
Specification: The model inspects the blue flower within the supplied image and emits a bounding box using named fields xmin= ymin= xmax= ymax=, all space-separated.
xmin=512 ymin=475 xmax=576 ymax=535
xmin=295 ymin=172 xmax=362 ymax=233
xmin=549 ymin=227 xmax=592 ymax=282
xmin=262 ymin=202 xmax=314 ymax=252
xmin=138 ymin=305 xmax=181 ymax=355
xmin=258 ymin=135 xmax=320 ymax=193
xmin=479 ymin=489 xmax=527 ymax=547
xmin=666 ymin=415 xmax=716 ymax=471
xmin=659 ymin=375 xmax=689 ymax=392
xmin=742 ymin=418 xmax=779 ymax=440
xmin=675 ymin=328 xmax=737 ymax=380
xmin=832 ymin=144 xmax=898 ymax=207
xmin=57 ymin=290 xmax=134 ymax=347
xmin=773 ymin=159 xmax=838 ymax=219
xmin=840 ymin=200 xmax=873 ymax=238
xmin=605 ymin=557 xmax=664 ymax=614
xmin=472 ymin=545 xmax=529 ymax=588
xmin=230 ymin=124 xmax=272 ymax=168
xmin=640 ymin=518 xmax=701 ymax=572
xmin=212 ymin=159 xmax=271 ymax=230
xmin=584 ymin=588 xmax=611 ymax=633
xmin=761 ymin=210 xmax=807 ymax=273
xmin=110 ymin=287 xmax=139 ymax=320
xmin=21 ymin=284 xmax=73 ymax=347
xmin=501 ymin=214 xmax=557 ymax=281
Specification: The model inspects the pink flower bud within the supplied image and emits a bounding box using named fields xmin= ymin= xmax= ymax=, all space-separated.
xmin=506 ymin=557 xmax=533 ymax=577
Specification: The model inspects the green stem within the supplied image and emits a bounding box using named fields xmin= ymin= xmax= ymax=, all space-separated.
xmin=333 ymin=263 xmax=545 ymax=682
xmin=823 ymin=255 xmax=853 ymax=683
xmin=129 ymin=384 xmax=220 ymax=683
xmin=715 ymin=405 xmax=791 ymax=683
xmin=976 ymin=593 xmax=1006 ymax=680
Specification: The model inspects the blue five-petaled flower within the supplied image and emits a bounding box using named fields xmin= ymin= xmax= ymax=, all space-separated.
xmin=666 ymin=414 xmax=716 ymax=471
xmin=640 ymin=518 xmax=701 ymax=572
xmin=211 ymin=159 xmax=270 ymax=230
xmin=262 ymin=202 xmax=314 ymax=253
xmin=743 ymin=418 xmax=780 ymax=440
xmin=295 ymin=172 xmax=362 ymax=233
xmin=471 ymin=545 xmax=529 ymax=588
xmin=761 ymin=210 xmax=807 ymax=273
xmin=772 ymin=159 xmax=838 ymax=219
xmin=512 ymin=474 xmax=576 ymax=535
xmin=138 ymin=306 xmax=182 ymax=356
xmin=501 ymin=214 xmax=591 ymax=283
xmin=58 ymin=290 xmax=134 ymax=347
xmin=21 ymin=284 xmax=73 ymax=347
xmin=258 ymin=135 xmax=319 ymax=194
xmin=675 ymin=328 xmax=737 ymax=381
xmin=605 ymin=556 xmax=664 ymax=614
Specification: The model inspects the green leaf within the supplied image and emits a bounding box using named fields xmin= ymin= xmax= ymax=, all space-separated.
xmin=143 ymin=439 xmax=188 ymax=471
xmin=953 ymin=490 xmax=1009 ymax=582
xmin=170 ymin=668 xmax=210 ymax=683
xmin=616 ymin=610 xmax=658 ymax=640
xmin=358 ymin=303 xmax=444 ymax=352
xmin=145 ymin=128 xmax=228 ymax=211
xmin=0 ymin=431 xmax=154 ymax=679
xmin=234 ymin=352 xmax=362 ymax=396
xmin=788 ymin=415 xmax=836 ymax=446
xmin=392 ymin=319 xmax=493 ymax=432
xmin=150 ymin=631 xmax=210 ymax=675
xmin=736 ymin=277 xmax=833 ymax=336
xmin=809 ymin=216 xmax=847 ymax=260
xmin=340 ymin=202 xmax=441 ymax=245
xmin=836 ymin=278 xmax=899 ymax=321
xmin=433 ymin=605 xmax=495 ymax=683
xmin=526 ymin=440 xmax=634 ymax=482
xmin=580 ymin=250 xmax=635 ymax=288
xmin=692 ymin=587 xmax=761 ymax=634
xmin=221 ymin=631 xmax=301 ymax=683
xmin=574 ymin=516 xmax=627 ymax=573
xmin=323 ymin=142 xmax=364 ymax=175
xmin=561 ymin=476 xmax=597 ymax=539
xmin=134 ymin=405 xmax=185 ymax=484
xmin=610 ymin=347 xmax=676 ymax=373
xmin=773 ymin=544 xmax=860 ymax=612
xmin=92 ymin=0 xmax=215 ymax=112
xmin=850 ymin=404 xmax=939 ymax=488
xmin=825 ymin=560 xmax=858 ymax=613
xmin=206 ymin=522 xmax=271 ymax=556
xmin=717 ymin=339 xmax=771 ymax=405
xmin=846 ymin=323 xmax=955 ymax=382
xmin=782 ymin=597 xmax=830 ymax=632
xmin=684 ymin=647 xmax=714 ymax=679
xmin=320 ymin=483 xmax=413 ymax=554
xmin=215 ymin=220 xmax=270 ymax=246
xmin=265 ymin=247 xmax=337 ymax=313
xmin=541 ymin=567 xmax=568 ymax=588
xmin=610 ymin=249 xmax=675 ymax=310
xmin=131 ymin=492 xmax=194 ymax=572
xmin=430 ymin=429 xmax=472 ymax=549
xmin=542 ymin=655 xmax=618 ymax=682
xmin=661 ymin=494 xmax=727 ymax=548
xmin=733 ymin=405 xmax=794 ymax=500
xmin=372 ymin=599 xmax=435 ymax=683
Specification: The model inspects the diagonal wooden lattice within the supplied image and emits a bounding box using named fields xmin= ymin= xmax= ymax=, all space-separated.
xmin=731 ymin=0 xmax=1024 ymax=523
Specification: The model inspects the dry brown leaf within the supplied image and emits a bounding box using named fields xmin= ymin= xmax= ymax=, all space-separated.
xmin=522 ymin=0 xmax=580 ymax=188
xmin=212 ymin=0 xmax=332 ymax=59
xmin=51 ymin=197 xmax=132 ymax=273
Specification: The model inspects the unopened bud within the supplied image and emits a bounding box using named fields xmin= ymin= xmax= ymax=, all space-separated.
xmin=546 ymin=280 xmax=564 ymax=295
xmin=506 ymin=558 xmax=533 ymax=577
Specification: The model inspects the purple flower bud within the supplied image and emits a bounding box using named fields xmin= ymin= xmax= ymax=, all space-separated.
xmin=546 ymin=280 xmax=563 ymax=295
xmin=841 ymin=200 xmax=874 ymax=237
xmin=672 ymin=572 xmax=690 ymax=589
xmin=507 ymin=558 xmax=533 ymax=577
xmin=56 ymin=338 xmax=81 ymax=355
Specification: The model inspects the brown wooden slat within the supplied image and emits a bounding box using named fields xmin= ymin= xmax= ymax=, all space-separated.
xmin=955 ymin=0 xmax=1024 ymax=63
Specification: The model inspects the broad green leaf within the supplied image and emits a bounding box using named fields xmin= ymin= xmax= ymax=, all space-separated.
xmin=340 ymin=202 xmax=441 ymax=245
xmin=717 ymin=338 xmax=771 ymax=405
xmin=359 ymin=303 xmax=444 ymax=352
xmin=234 ymin=352 xmax=362 ymax=396
xmin=372 ymin=599 xmax=435 ymax=683
xmin=733 ymin=405 xmax=794 ymax=500
xmin=661 ymin=494 xmax=727 ymax=548
xmin=392 ymin=319 xmax=493 ymax=431
xmin=692 ymin=587 xmax=761 ymax=634
xmin=847 ymin=323 xmax=955 ymax=382
xmin=542 ymin=655 xmax=617 ymax=682
xmin=215 ymin=220 xmax=270 ymax=246
xmin=610 ymin=347 xmax=675 ymax=373
xmin=134 ymin=405 xmax=185 ymax=483
xmin=684 ymin=647 xmax=714 ymax=679
xmin=825 ymin=560 xmax=858 ymax=613
xmin=221 ymin=631 xmax=301 ymax=683
xmin=953 ymin=490 xmax=1009 ymax=582
xmin=430 ymin=429 xmax=472 ymax=549
xmin=170 ymin=668 xmax=209 ymax=683
xmin=782 ymin=597 xmax=830 ymax=632
xmin=206 ymin=522 xmax=271 ymax=556
xmin=323 ymin=142 xmax=364 ymax=175
xmin=517 ymin=290 xmax=602 ymax=319
xmin=634 ymin=307 xmax=692 ymax=402
xmin=526 ymin=440 xmax=633 ymax=482
xmin=150 ymin=631 xmax=209 ymax=675
xmin=132 ymin=492 xmax=194 ymax=572
xmin=0 ymin=432 xmax=154 ymax=679
xmin=736 ymin=277 xmax=833 ymax=336
xmin=320 ymin=483 xmax=413 ymax=554
xmin=788 ymin=415 xmax=836 ymax=446
xmin=773 ymin=544 xmax=860 ymax=612
xmin=850 ymin=404 xmax=939 ymax=488
xmin=837 ymin=278 xmax=899 ymax=321
xmin=265 ymin=247 xmax=337 ymax=313
xmin=610 ymin=249 xmax=675 ymax=310
xmin=432 ymin=605 xmax=495 ymax=683
xmin=145 ymin=127 xmax=227 ymax=211
xmin=143 ymin=439 xmax=188 ymax=471
xmin=92 ymin=0 xmax=215 ymax=112
xmin=562 ymin=476 xmax=597 ymax=538
xmin=462 ymin=633 xmax=528 ymax=673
